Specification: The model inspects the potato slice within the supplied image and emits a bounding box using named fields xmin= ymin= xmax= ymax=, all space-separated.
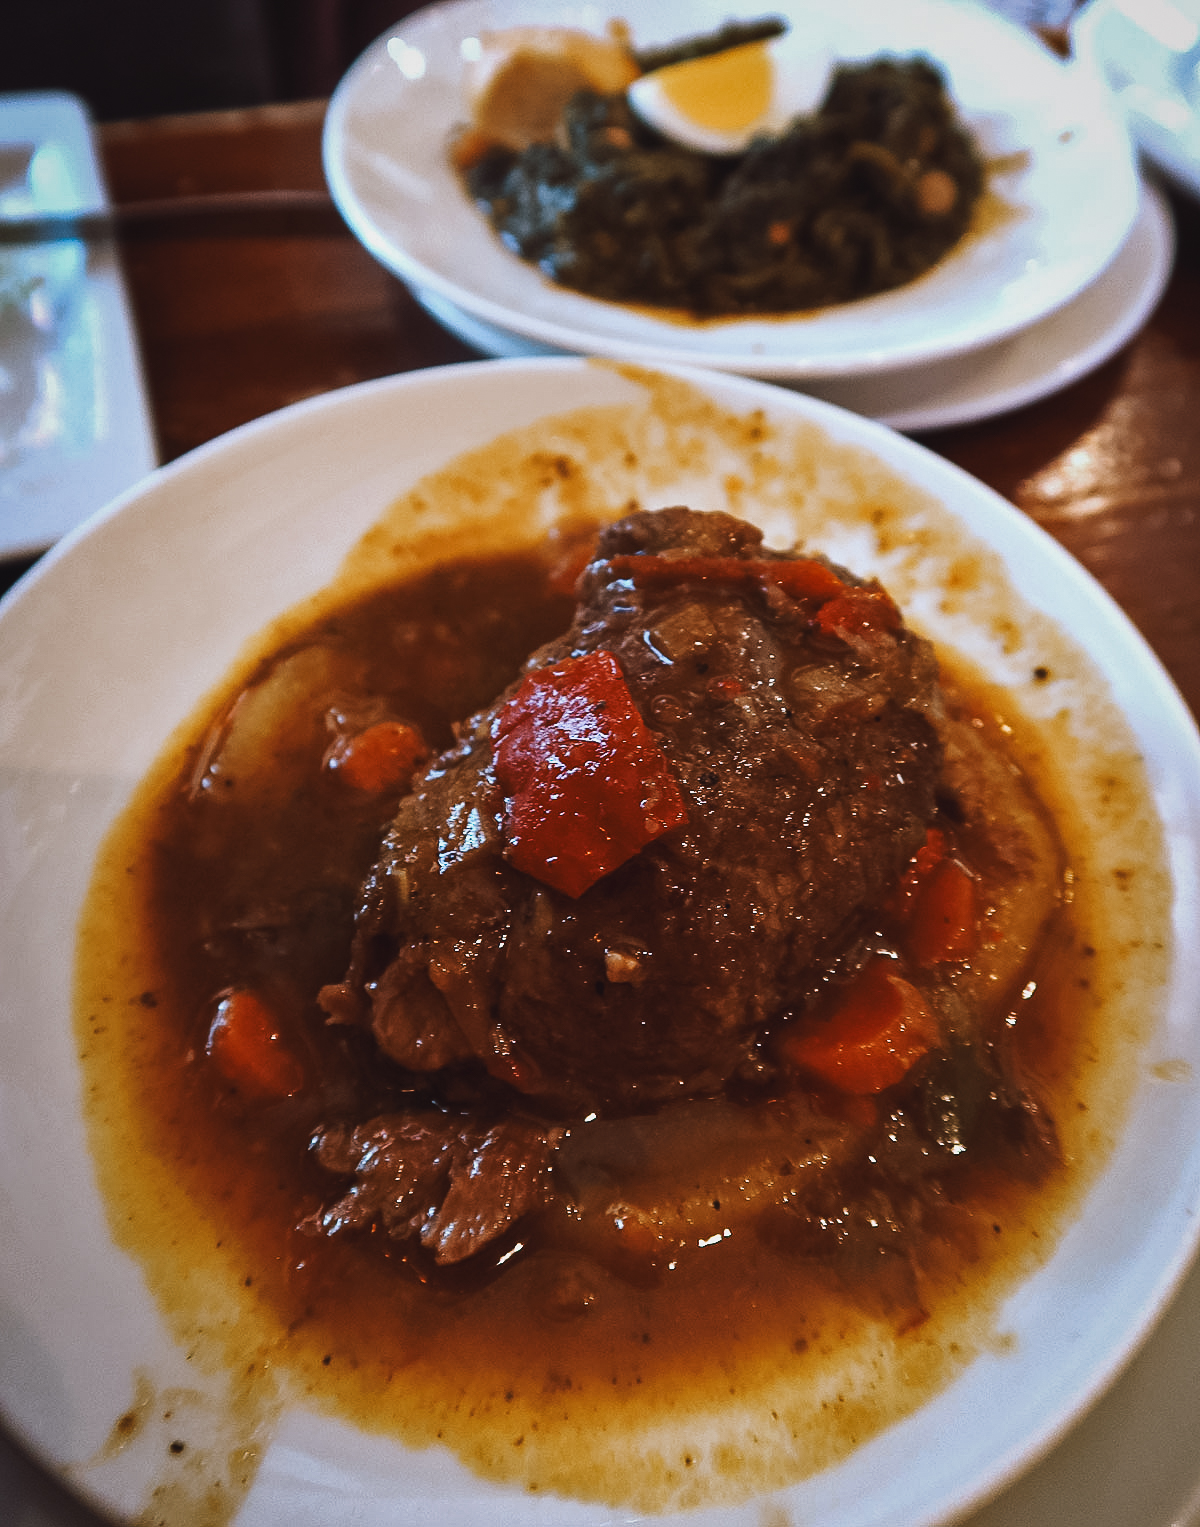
xmin=463 ymin=26 xmax=639 ymax=150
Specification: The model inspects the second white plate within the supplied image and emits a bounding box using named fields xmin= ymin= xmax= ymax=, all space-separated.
xmin=324 ymin=0 xmax=1140 ymax=382
xmin=415 ymin=178 xmax=1174 ymax=432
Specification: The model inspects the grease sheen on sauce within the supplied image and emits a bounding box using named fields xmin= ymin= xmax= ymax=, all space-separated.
xmin=74 ymin=369 xmax=1169 ymax=1523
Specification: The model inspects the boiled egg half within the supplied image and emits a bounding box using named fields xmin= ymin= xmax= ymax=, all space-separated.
xmin=628 ymin=27 xmax=834 ymax=155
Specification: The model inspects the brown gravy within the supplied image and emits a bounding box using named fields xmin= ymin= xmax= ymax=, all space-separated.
xmin=73 ymin=370 xmax=1170 ymax=1522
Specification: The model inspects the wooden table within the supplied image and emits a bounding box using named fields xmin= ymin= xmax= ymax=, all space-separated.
xmin=26 ymin=96 xmax=1190 ymax=728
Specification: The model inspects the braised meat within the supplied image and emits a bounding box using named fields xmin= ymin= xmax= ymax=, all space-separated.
xmin=302 ymin=509 xmax=1068 ymax=1271
xmin=320 ymin=508 xmax=943 ymax=1116
xmin=307 ymin=1112 xmax=565 ymax=1266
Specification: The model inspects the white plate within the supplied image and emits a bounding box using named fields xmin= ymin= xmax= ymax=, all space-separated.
xmin=415 ymin=177 xmax=1175 ymax=432
xmin=1 ymin=359 xmax=1199 ymax=1527
xmin=1073 ymin=0 xmax=1200 ymax=202
xmin=0 ymin=92 xmax=157 ymax=561
xmin=799 ymin=175 xmax=1174 ymax=429
xmin=323 ymin=0 xmax=1140 ymax=381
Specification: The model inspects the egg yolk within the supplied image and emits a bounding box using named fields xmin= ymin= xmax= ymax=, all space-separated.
xmin=653 ymin=41 xmax=773 ymax=133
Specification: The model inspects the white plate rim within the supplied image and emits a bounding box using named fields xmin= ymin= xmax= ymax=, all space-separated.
xmin=404 ymin=177 xmax=1176 ymax=433
xmin=810 ymin=173 xmax=1176 ymax=431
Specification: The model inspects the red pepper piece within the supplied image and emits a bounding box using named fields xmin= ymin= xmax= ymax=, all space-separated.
xmin=815 ymin=586 xmax=901 ymax=637
xmin=888 ymin=826 xmax=947 ymax=918
xmin=606 ymin=553 xmax=846 ymax=602
xmin=604 ymin=553 xmax=899 ymax=634
xmin=781 ymin=956 xmax=938 ymax=1094
xmin=492 ymin=649 xmax=687 ymax=898
xmin=766 ymin=559 xmax=850 ymax=602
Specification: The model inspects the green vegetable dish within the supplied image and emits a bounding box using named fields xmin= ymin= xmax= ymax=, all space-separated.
xmin=460 ymin=51 xmax=985 ymax=318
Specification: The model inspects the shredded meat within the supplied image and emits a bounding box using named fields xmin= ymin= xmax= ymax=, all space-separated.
xmin=303 ymin=1113 xmax=563 ymax=1265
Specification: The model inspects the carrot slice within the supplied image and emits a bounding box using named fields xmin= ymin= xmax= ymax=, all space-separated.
xmin=815 ymin=587 xmax=901 ymax=637
xmin=907 ymin=857 xmax=979 ymax=967
xmin=205 ymin=989 xmax=304 ymax=1100
xmin=492 ymin=648 xmax=686 ymax=898
xmin=327 ymin=720 xmax=428 ymax=793
xmin=782 ymin=957 xmax=938 ymax=1095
